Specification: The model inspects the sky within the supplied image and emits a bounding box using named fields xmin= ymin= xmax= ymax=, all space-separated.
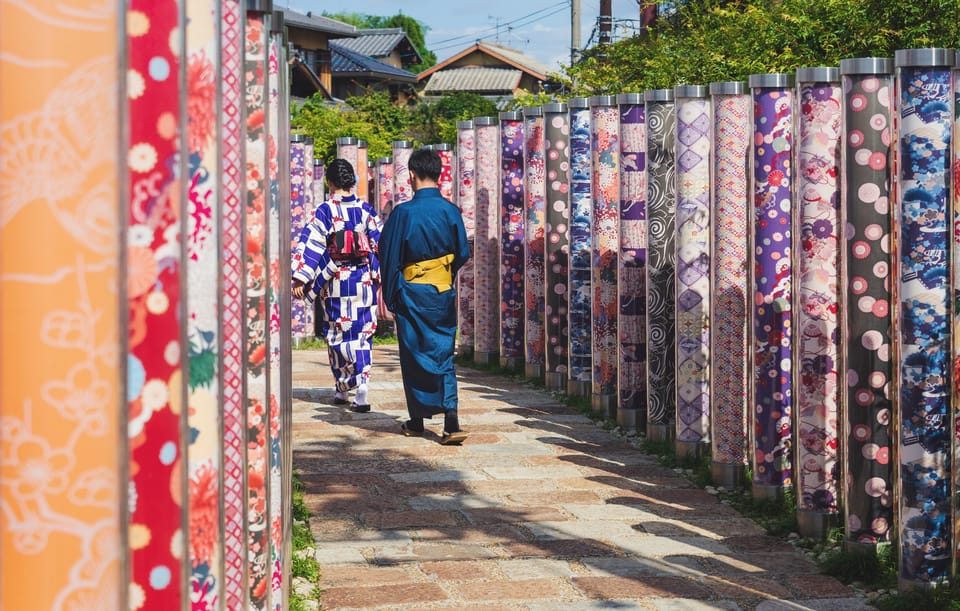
xmin=281 ymin=0 xmax=645 ymax=73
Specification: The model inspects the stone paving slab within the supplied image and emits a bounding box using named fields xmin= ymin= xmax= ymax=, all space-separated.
xmin=294 ymin=346 xmax=863 ymax=610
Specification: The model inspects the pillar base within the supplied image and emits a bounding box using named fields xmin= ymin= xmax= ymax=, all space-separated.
xmin=545 ymin=372 xmax=566 ymax=392
xmin=500 ymin=356 xmax=523 ymax=371
xmin=711 ymin=462 xmax=745 ymax=489
xmin=752 ymin=482 xmax=785 ymax=502
xmin=474 ymin=351 xmax=498 ymax=366
xmin=592 ymin=393 xmax=617 ymax=419
xmin=617 ymin=408 xmax=643 ymax=433
xmin=525 ymin=363 xmax=545 ymax=380
xmin=568 ymin=379 xmax=591 ymax=398
xmin=797 ymin=509 xmax=839 ymax=540
xmin=293 ymin=336 xmax=304 ymax=349
xmin=457 ymin=345 xmax=474 ymax=360
xmin=844 ymin=539 xmax=889 ymax=557
xmin=647 ymin=423 xmax=674 ymax=443
xmin=676 ymin=440 xmax=709 ymax=461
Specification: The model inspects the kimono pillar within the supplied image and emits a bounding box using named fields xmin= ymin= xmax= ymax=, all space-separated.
xmin=313 ymin=157 xmax=325 ymax=205
xmin=291 ymin=136 xmax=311 ymax=345
xmin=645 ymin=89 xmax=677 ymax=441
xmin=336 ymin=136 xmax=359 ymax=195
xmin=392 ymin=139 xmax=414 ymax=210
xmin=357 ymin=140 xmax=369 ymax=202
xmin=499 ymin=111 xmax=526 ymax=370
xmin=618 ymin=93 xmax=647 ymax=431
xmin=474 ymin=117 xmax=501 ymax=365
xmin=523 ymin=107 xmax=548 ymax=379
xmin=568 ymin=98 xmax=594 ymax=397
xmin=375 ymin=157 xmax=394 ymax=216
xmin=0 ymin=4 xmax=125 ymax=609
xmin=953 ymin=50 xmax=960 ymax=576
xmin=749 ymin=73 xmax=795 ymax=501
xmin=434 ymin=143 xmax=456 ymax=202
xmin=543 ymin=103 xmax=571 ymax=392
xmin=838 ymin=57 xmax=894 ymax=552
xmin=894 ymin=48 xmax=955 ymax=587
xmin=590 ymin=96 xmax=620 ymax=418
xmin=674 ymin=85 xmax=712 ymax=458
xmin=456 ymin=121 xmax=477 ymax=359
xmin=794 ymin=67 xmax=842 ymax=539
xmin=709 ymin=81 xmax=751 ymax=488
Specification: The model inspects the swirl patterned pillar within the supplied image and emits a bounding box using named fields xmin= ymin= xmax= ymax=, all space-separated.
xmin=544 ymin=104 xmax=571 ymax=391
xmin=568 ymin=98 xmax=593 ymax=396
xmin=357 ymin=139 xmax=369 ymax=202
xmin=474 ymin=117 xmax=500 ymax=364
xmin=793 ymin=67 xmax=842 ymax=538
xmin=709 ymin=82 xmax=751 ymax=488
xmin=617 ymin=93 xmax=646 ymax=429
xmin=894 ymin=48 xmax=955 ymax=587
xmin=674 ymin=85 xmax=712 ymax=457
xmin=392 ymin=139 xmax=413 ymax=210
xmin=838 ymin=57 xmax=894 ymax=551
xmin=749 ymin=73 xmax=795 ymax=500
xmin=499 ymin=111 xmax=525 ymax=369
xmin=336 ymin=136 xmax=359 ymax=195
xmin=457 ymin=121 xmax=477 ymax=358
xmin=435 ymin=143 xmax=456 ymax=202
xmin=375 ymin=157 xmax=394 ymax=216
xmin=524 ymin=107 xmax=547 ymax=378
xmin=645 ymin=89 xmax=677 ymax=440
xmin=590 ymin=96 xmax=620 ymax=417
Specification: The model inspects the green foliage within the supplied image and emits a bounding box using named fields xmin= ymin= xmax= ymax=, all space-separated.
xmin=875 ymin=579 xmax=960 ymax=611
xmin=323 ymin=11 xmax=437 ymax=72
xmin=818 ymin=542 xmax=896 ymax=587
xmin=411 ymin=92 xmax=499 ymax=145
xmin=502 ymin=89 xmax=562 ymax=112
xmin=290 ymin=472 xmax=323 ymax=609
xmin=567 ymin=0 xmax=960 ymax=93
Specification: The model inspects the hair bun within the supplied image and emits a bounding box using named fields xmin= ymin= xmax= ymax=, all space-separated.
xmin=327 ymin=158 xmax=357 ymax=190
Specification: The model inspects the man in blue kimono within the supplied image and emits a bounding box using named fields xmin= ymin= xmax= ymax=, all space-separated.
xmin=379 ymin=149 xmax=470 ymax=444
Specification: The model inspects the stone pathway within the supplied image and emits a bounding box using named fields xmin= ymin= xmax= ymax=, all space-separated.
xmin=293 ymin=346 xmax=870 ymax=610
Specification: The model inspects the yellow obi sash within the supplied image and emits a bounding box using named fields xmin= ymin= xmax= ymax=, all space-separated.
xmin=403 ymin=253 xmax=454 ymax=292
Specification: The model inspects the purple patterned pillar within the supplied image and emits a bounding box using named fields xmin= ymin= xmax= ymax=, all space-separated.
xmin=749 ymin=73 xmax=795 ymax=500
xmin=543 ymin=104 xmax=570 ymax=391
xmin=291 ymin=135 xmax=310 ymax=343
xmin=568 ymin=98 xmax=593 ymax=396
xmin=313 ymin=157 xmax=325 ymax=205
xmin=953 ymin=50 xmax=960 ymax=575
xmin=302 ymin=138 xmax=315 ymax=337
xmin=839 ymin=57 xmax=894 ymax=552
xmin=499 ymin=111 xmax=525 ymax=370
xmin=375 ymin=157 xmax=394 ymax=216
xmin=709 ymin=81 xmax=751 ymax=488
xmin=617 ymin=93 xmax=646 ymax=431
xmin=794 ymin=67 xmax=842 ymax=538
xmin=392 ymin=139 xmax=413 ymax=211
xmin=674 ymin=85 xmax=712 ymax=458
xmin=336 ymin=136 xmax=359 ymax=195
xmin=523 ymin=107 xmax=547 ymax=378
xmin=457 ymin=121 xmax=477 ymax=358
xmin=590 ymin=96 xmax=620 ymax=417
xmin=474 ymin=117 xmax=500 ymax=364
xmin=894 ymin=48 xmax=954 ymax=587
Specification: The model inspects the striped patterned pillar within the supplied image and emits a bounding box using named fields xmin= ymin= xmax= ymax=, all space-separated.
xmin=543 ymin=104 xmax=571 ymax=392
xmin=0 ymin=4 xmax=125 ymax=609
xmin=457 ymin=121 xmax=477 ymax=358
xmin=523 ymin=107 xmax=547 ymax=379
xmin=392 ymin=140 xmax=413 ymax=209
xmin=645 ymin=89 xmax=677 ymax=440
xmin=435 ymin=143 xmax=456 ymax=202
xmin=499 ymin=111 xmax=525 ymax=370
xmin=568 ymin=98 xmax=593 ymax=396
xmin=375 ymin=157 xmax=394 ymax=216
xmin=617 ymin=93 xmax=646 ymax=431
xmin=839 ymin=57 xmax=894 ymax=551
xmin=336 ymin=136 xmax=359 ymax=195
xmin=474 ymin=117 xmax=500 ymax=364
xmin=674 ymin=85 xmax=712 ymax=458
xmin=186 ymin=1 xmax=225 ymax=605
xmin=709 ymin=81 xmax=751 ymax=488
xmin=894 ymin=48 xmax=955 ymax=586
xmin=590 ymin=96 xmax=620 ymax=417
xmin=749 ymin=73 xmax=795 ymax=500
xmin=794 ymin=67 xmax=842 ymax=538
xmin=357 ymin=139 xmax=369 ymax=202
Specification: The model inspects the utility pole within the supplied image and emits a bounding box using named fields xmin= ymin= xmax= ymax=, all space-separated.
xmin=571 ymin=0 xmax=581 ymax=67
xmin=599 ymin=0 xmax=612 ymax=46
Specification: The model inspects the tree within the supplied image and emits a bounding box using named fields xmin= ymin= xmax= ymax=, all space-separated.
xmin=410 ymin=92 xmax=499 ymax=145
xmin=324 ymin=11 xmax=437 ymax=73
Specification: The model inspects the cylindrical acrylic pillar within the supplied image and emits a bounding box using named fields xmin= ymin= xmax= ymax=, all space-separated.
xmin=392 ymin=139 xmax=413 ymax=208
xmin=709 ymin=81 xmax=751 ymax=488
xmin=618 ymin=93 xmax=647 ymax=431
xmin=645 ymin=88 xmax=677 ymax=441
xmin=291 ymin=135 xmax=311 ymax=343
xmin=894 ymin=48 xmax=955 ymax=587
xmin=499 ymin=111 xmax=525 ymax=370
xmin=544 ymin=104 xmax=571 ymax=392
xmin=952 ymin=50 xmax=960 ymax=577
xmin=839 ymin=57 xmax=894 ymax=552
xmin=568 ymin=98 xmax=594 ymax=396
xmin=357 ymin=139 xmax=369 ymax=201
xmin=302 ymin=139 xmax=315 ymax=337
xmin=313 ymin=156 xmax=325 ymax=204
xmin=336 ymin=136 xmax=359 ymax=195
xmin=375 ymin=156 xmax=394 ymax=216
xmin=523 ymin=107 xmax=547 ymax=379
xmin=674 ymin=85 xmax=712 ymax=458
xmin=474 ymin=117 xmax=500 ymax=364
xmin=749 ymin=72 xmax=795 ymax=501
xmin=590 ymin=96 xmax=620 ymax=418
xmin=434 ymin=143 xmax=455 ymax=202
xmin=457 ymin=121 xmax=477 ymax=358
xmin=794 ymin=67 xmax=842 ymax=539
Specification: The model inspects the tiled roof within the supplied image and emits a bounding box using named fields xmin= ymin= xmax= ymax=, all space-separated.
xmin=281 ymin=9 xmax=358 ymax=38
xmin=418 ymin=41 xmax=554 ymax=83
xmin=422 ymin=66 xmax=522 ymax=93
xmin=335 ymin=28 xmax=421 ymax=64
xmin=330 ymin=43 xmax=418 ymax=83
xmin=478 ymin=41 xmax=553 ymax=79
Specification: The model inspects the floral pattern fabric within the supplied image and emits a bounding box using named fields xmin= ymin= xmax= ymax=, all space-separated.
xmin=392 ymin=143 xmax=412 ymax=211
xmin=500 ymin=118 xmax=525 ymax=361
xmin=457 ymin=125 xmax=477 ymax=354
xmin=474 ymin=123 xmax=501 ymax=356
xmin=591 ymin=105 xmax=620 ymax=397
xmin=438 ymin=148 xmax=455 ymax=202
xmin=544 ymin=110 xmax=571 ymax=378
xmin=568 ymin=107 xmax=593 ymax=385
xmin=337 ymin=140 xmax=359 ymax=196
xmin=524 ymin=115 xmax=547 ymax=369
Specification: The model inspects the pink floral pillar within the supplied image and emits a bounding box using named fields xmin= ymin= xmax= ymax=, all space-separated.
xmin=543 ymin=104 xmax=570 ymax=392
xmin=523 ymin=107 xmax=547 ymax=379
xmin=392 ymin=140 xmax=413 ymax=210
xmin=302 ymin=138 xmax=315 ymax=337
xmin=457 ymin=121 xmax=477 ymax=358
xmin=357 ymin=139 xmax=369 ymax=202
xmin=499 ymin=111 xmax=525 ymax=370
xmin=474 ymin=117 xmax=500 ymax=364
xmin=336 ymin=136 xmax=359 ymax=195
xmin=435 ymin=143 xmax=456 ymax=202
xmin=375 ymin=157 xmax=394 ymax=216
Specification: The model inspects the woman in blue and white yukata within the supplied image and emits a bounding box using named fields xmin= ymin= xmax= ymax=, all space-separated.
xmin=292 ymin=158 xmax=382 ymax=412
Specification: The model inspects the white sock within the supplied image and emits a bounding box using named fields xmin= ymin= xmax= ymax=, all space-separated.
xmin=335 ymin=389 xmax=348 ymax=401
xmin=355 ymin=384 xmax=368 ymax=405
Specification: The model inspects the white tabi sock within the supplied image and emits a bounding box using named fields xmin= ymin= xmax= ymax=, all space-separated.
xmin=355 ymin=384 xmax=368 ymax=406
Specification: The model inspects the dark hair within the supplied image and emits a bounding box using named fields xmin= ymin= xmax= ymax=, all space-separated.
xmin=326 ymin=158 xmax=357 ymax=190
xmin=408 ymin=148 xmax=441 ymax=182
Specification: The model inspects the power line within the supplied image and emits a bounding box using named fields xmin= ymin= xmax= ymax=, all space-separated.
xmin=430 ymin=4 xmax=569 ymax=52
xmin=426 ymin=0 xmax=568 ymax=47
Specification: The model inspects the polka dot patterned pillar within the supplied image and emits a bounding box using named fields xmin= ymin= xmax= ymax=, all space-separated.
xmin=499 ymin=111 xmax=525 ymax=370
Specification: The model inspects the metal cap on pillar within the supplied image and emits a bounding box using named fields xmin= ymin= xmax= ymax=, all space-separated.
xmin=795 ymin=66 xmax=840 ymax=83
xmin=246 ymin=0 xmax=273 ymax=11
xmin=336 ymin=136 xmax=358 ymax=146
xmin=644 ymin=88 xmax=674 ymax=102
xmin=457 ymin=120 xmax=474 ymax=129
xmin=270 ymin=9 xmax=284 ymax=32
xmin=357 ymin=140 xmax=367 ymax=148
xmin=616 ymin=93 xmax=643 ymax=105
xmin=894 ymin=47 xmax=956 ymax=67
xmin=291 ymin=134 xmax=306 ymax=143
xmin=314 ymin=157 xmax=323 ymax=166
xmin=498 ymin=111 xmax=523 ymax=121
xmin=588 ymin=95 xmax=617 ymax=106
xmin=567 ymin=97 xmax=590 ymax=109
xmin=376 ymin=157 xmax=392 ymax=164
xmin=473 ymin=116 xmax=497 ymax=126
xmin=542 ymin=103 xmax=568 ymax=113
xmin=839 ymin=57 xmax=894 ymax=75
xmin=392 ymin=139 xmax=413 ymax=148
xmin=432 ymin=143 xmax=453 ymax=151
xmin=748 ymin=73 xmax=795 ymax=88
xmin=709 ymin=81 xmax=747 ymax=95
xmin=523 ymin=106 xmax=543 ymax=117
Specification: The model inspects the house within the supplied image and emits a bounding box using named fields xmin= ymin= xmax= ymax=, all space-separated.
xmin=329 ymin=42 xmax=419 ymax=103
xmin=282 ymin=8 xmax=358 ymax=100
xmin=417 ymin=41 xmax=558 ymax=102
xmin=333 ymin=28 xmax=423 ymax=70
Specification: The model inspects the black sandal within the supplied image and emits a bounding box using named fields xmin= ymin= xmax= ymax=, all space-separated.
xmin=349 ymin=403 xmax=370 ymax=413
